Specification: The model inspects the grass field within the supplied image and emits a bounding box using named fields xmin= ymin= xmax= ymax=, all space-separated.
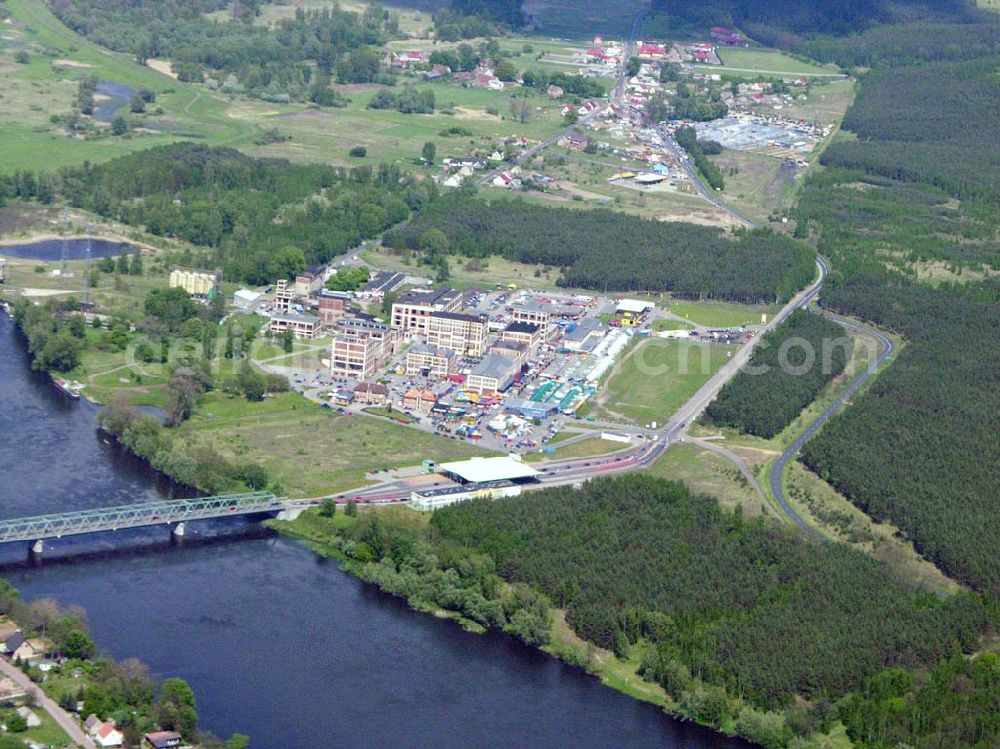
xmin=644 ymin=442 xmax=766 ymax=514
xmin=176 ymin=391 xmax=487 ymax=496
xmin=582 ymin=338 xmax=736 ymax=426
xmin=711 ymin=149 xmax=799 ymax=223
xmin=666 ymin=299 xmax=778 ymax=327
xmin=362 ymin=246 xmax=565 ymax=290
xmin=523 ymin=434 xmax=626 ymax=462
xmin=714 ymin=48 xmax=842 ymax=76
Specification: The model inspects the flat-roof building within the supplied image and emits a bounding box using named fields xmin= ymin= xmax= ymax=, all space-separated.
xmin=268 ymin=312 xmax=320 ymax=339
xmin=438 ymin=456 xmax=540 ymax=484
xmin=427 ymin=311 xmax=488 ymax=357
xmin=501 ymin=321 xmax=543 ymax=350
xmin=406 ymin=344 xmax=454 ymax=378
xmin=391 ymin=287 xmax=463 ymax=334
xmin=466 ymin=354 xmax=518 ymax=395
xmin=488 ymin=338 xmax=529 ymax=365
xmin=410 ymin=481 xmax=521 ymax=511
xmin=330 ymin=324 xmax=396 ymax=381
xmin=511 ymin=300 xmax=551 ymax=327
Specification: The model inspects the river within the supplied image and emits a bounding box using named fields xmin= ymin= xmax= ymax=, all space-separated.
xmin=0 ymin=312 xmax=748 ymax=749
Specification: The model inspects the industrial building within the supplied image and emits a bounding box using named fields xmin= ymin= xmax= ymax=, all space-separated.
xmin=317 ymin=289 xmax=351 ymax=324
xmin=405 ymin=344 xmax=455 ymax=378
xmin=410 ymin=481 xmax=521 ymax=512
xmin=426 ymin=311 xmax=489 ymax=357
xmin=466 ymin=354 xmax=519 ymax=395
xmin=391 ymin=287 xmax=463 ymax=334
xmin=268 ymin=313 xmax=320 ymax=339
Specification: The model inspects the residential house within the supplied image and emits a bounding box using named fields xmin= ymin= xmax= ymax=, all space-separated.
xmin=557 ymin=133 xmax=589 ymax=151
xmin=353 ymin=382 xmax=389 ymax=406
xmin=143 ymin=732 xmax=183 ymax=749
xmin=86 ymin=716 xmax=124 ymax=748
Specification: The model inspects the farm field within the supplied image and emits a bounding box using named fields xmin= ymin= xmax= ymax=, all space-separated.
xmin=582 ymin=338 xmax=736 ymax=426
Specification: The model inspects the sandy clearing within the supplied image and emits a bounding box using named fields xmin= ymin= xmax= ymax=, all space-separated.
xmin=451 ymin=106 xmax=501 ymax=121
xmin=52 ymin=59 xmax=94 ymax=69
xmin=146 ymin=58 xmax=178 ymax=79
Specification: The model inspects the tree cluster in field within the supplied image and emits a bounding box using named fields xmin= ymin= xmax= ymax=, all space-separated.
xmin=368 ymin=85 xmax=436 ymax=114
xmin=383 ymin=197 xmax=814 ymax=302
xmin=820 ymin=57 xmax=1000 ymax=203
xmin=1 ymin=144 xmax=428 ymax=285
xmin=520 ymin=70 xmax=606 ymax=98
xmin=48 ymin=0 xmax=397 ymax=102
xmin=11 ymin=299 xmax=84 ymax=373
xmin=704 ymin=310 xmax=849 ymax=438
xmin=675 ymin=126 xmax=726 ymax=190
xmin=325 ymin=266 xmax=369 ymax=292
xmin=429 ymin=476 xmax=990 ymax=722
xmin=98 ymin=398 xmax=270 ymax=494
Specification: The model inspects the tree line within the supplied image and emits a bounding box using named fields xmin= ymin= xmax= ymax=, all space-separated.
xmin=48 ymin=0 xmax=396 ymax=102
xmin=383 ymin=196 xmax=815 ymax=302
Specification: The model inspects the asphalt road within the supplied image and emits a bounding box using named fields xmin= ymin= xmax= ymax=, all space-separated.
xmin=0 ymin=657 xmax=96 ymax=748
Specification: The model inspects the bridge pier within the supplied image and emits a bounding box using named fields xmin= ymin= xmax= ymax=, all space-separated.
xmin=172 ymin=522 xmax=185 ymax=538
xmin=276 ymin=506 xmax=304 ymax=522
xmin=170 ymin=522 xmax=185 ymax=547
xmin=28 ymin=539 xmax=43 ymax=565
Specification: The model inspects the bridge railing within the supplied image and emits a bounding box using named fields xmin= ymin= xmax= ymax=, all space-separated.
xmin=0 ymin=491 xmax=281 ymax=544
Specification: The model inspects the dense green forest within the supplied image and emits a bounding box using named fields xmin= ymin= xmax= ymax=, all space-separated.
xmin=820 ymin=57 xmax=1000 ymax=203
xmin=431 ymin=476 xmax=989 ymax=712
xmin=704 ymin=310 xmax=849 ymax=438
xmin=839 ymin=653 xmax=1000 ymax=749
xmin=784 ymin=14 xmax=1000 ymax=598
xmin=0 ymin=144 xmax=426 ymax=284
xmin=382 ymin=197 xmax=815 ymax=302
xmin=650 ymin=0 xmax=977 ymax=38
xmin=47 ymin=0 xmax=394 ymax=101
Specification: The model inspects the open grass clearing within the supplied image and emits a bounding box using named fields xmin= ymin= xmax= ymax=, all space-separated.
xmin=710 ymin=149 xmax=798 ymax=223
xmin=523 ymin=434 xmax=626 ymax=463
xmin=716 ymin=47 xmax=841 ymax=76
xmin=362 ymin=246 xmax=565 ymax=290
xmin=643 ymin=441 xmax=766 ymax=515
xmin=582 ymin=338 xmax=736 ymax=426
xmin=176 ymin=391 xmax=487 ymax=497
xmin=665 ymin=299 xmax=778 ymax=328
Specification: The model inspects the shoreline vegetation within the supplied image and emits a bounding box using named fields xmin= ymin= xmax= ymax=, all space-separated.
xmin=268 ymin=477 xmax=995 ymax=749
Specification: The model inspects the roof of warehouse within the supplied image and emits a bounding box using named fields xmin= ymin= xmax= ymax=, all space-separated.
xmin=616 ymin=298 xmax=655 ymax=313
xmin=438 ymin=456 xmax=540 ymax=483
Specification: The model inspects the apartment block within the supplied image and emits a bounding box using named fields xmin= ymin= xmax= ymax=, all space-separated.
xmin=426 ymin=311 xmax=488 ymax=357
xmin=391 ymin=287 xmax=462 ymax=334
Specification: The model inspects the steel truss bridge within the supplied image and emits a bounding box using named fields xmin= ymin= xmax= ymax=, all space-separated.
xmin=0 ymin=492 xmax=287 ymax=549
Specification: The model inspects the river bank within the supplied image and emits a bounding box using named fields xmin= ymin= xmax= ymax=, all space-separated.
xmin=266 ymin=510 xmax=769 ymax=747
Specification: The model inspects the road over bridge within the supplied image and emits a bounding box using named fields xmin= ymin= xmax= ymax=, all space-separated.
xmin=0 ymin=491 xmax=296 ymax=554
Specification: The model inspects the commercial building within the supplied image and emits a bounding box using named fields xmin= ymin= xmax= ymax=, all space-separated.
xmin=466 ymin=354 xmax=518 ymax=395
xmin=391 ymin=287 xmax=462 ymax=334
xmin=405 ymin=344 xmax=454 ymax=377
xmin=353 ymin=382 xmax=389 ymax=405
xmin=232 ymin=289 xmax=262 ymax=311
xmin=501 ymin=321 xmax=543 ymax=350
xmin=511 ymin=300 xmax=551 ymax=327
xmin=426 ymin=311 xmax=488 ymax=357
xmin=437 ymin=456 xmax=540 ymax=484
xmin=563 ymin=317 xmax=605 ymax=352
xmin=268 ymin=313 xmax=320 ymax=339
xmin=410 ymin=481 xmax=521 ymax=512
xmin=403 ymin=387 xmax=437 ymax=413
xmin=488 ymin=339 xmax=529 ymax=365
xmin=317 ymin=289 xmax=351 ymax=324
xmin=330 ymin=322 xmax=397 ymax=381
xmin=169 ymin=269 xmax=217 ymax=297
xmin=295 ymin=270 xmax=324 ymax=296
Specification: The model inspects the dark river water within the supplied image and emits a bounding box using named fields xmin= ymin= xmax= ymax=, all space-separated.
xmin=0 ymin=312 xmax=748 ymax=749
